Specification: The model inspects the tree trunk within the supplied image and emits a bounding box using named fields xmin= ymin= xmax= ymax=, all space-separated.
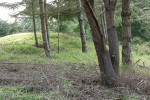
xmin=77 ymin=0 xmax=88 ymax=53
xmin=122 ymin=0 xmax=132 ymax=66
xmin=57 ymin=0 xmax=60 ymax=54
xmin=44 ymin=0 xmax=51 ymax=46
xmin=101 ymin=6 xmax=108 ymax=44
xmin=32 ymin=0 xmax=38 ymax=47
xmin=83 ymin=0 xmax=117 ymax=87
xmin=103 ymin=0 xmax=119 ymax=74
xmin=39 ymin=0 xmax=51 ymax=57
xmin=57 ymin=12 xmax=60 ymax=54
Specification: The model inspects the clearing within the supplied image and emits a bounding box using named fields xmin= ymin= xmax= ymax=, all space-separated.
xmin=0 ymin=33 xmax=150 ymax=99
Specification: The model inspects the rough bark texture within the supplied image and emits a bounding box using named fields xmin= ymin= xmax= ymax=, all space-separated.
xmin=103 ymin=0 xmax=119 ymax=74
xmin=122 ymin=0 xmax=132 ymax=66
xmin=77 ymin=0 xmax=88 ymax=53
xmin=32 ymin=0 xmax=38 ymax=47
xmin=39 ymin=0 xmax=51 ymax=57
xmin=83 ymin=0 xmax=117 ymax=87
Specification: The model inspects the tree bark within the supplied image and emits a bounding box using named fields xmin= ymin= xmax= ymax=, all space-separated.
xmin=77 ymin=0 xmax=88 ymax=53
xmin=32 ymin=0 xmax=38 ymax=47
xmin=39 ymin=0 xmax=51 ymax=57
xmin=101 ymin=6 xmax=108 ymax=44
xmin=122 ymin=0 xmax=132 ymax=66
xmin=83 ymin=0 xmax=117 ymax=87
xmin=44 ymin=0 xmax=51 ymax=46
xmin=103 ymin=0 xmax=119 ymax=74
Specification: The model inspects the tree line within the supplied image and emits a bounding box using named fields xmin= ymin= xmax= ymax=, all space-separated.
xmin=38 ymin=0 xmax=131 ymax=86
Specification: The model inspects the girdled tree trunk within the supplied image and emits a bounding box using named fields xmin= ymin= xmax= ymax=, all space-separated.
xmin=122 ymin=0 xmax=132 ymax=66
xmin=103 ymin=0 xmax=119 ymax=74
xmin=77 ymin=0 xmax=88 ymax=53
xmin=39 ymin=0 xmax=51 ymax=57
xmin=32 ymin=0 xmax=38 ymax=47
xmin=83 ymin=0 xmax=117 ymax=87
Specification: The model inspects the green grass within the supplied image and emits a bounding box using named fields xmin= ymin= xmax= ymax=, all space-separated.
xmin=0 ymin=33 xmax=149 ymax=66
xmin=132 ymin=37 xmax=150 ymax=62
xmin=0 ymin=84 xmax=144 ymax=100
xmin=0 ymin=32 xmax=97 ymax=66
xmin=0 ymin=86 xmax=44 ymax=100
xmin=0 ymin=86 xmax=66 ymax=100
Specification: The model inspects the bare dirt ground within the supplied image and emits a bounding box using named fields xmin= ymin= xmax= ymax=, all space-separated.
xmin=0 ymin=63 xmax=150 ymax=99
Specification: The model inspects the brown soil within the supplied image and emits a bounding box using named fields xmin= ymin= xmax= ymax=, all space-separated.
xmin=0 ymin=63 xmax=150 ymax=99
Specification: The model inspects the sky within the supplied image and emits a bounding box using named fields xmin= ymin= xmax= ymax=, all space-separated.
xmin=0 ymin=0 xmax=54 ymax=23
xmin=0 ymin=0 xmax=23 ymax=23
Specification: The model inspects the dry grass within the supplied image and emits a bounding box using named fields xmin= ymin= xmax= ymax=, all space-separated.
xmin=0 ymin=63 xmax=150 ymax=99
xmin=118 ymin=70 xmax=150 ymax=95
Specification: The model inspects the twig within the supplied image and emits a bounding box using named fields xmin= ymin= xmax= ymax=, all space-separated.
xmin=135 ymin=59 xmax=141 ymax=64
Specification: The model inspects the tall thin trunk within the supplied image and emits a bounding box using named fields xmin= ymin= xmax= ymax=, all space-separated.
xmin=83 ymin=0 xmax=117 ymax=87
xmin=57 ymin=12 xmax=60 ymax=54
xmin=77 ymin=0 xmax=88 ymax=53
xmin=56 ymin=0 xmax=60 ymax=54
xmin=44 ymin=0 xmax=50 ymax=46
xmin=32 ymin=0 xmax=38 ymax=47
xmin=122 ymin=0 xmax=132 ymax=66
xmin=103 ymin=0 xmax=119 ymax=74
xmin=39 ymin=0 xmax=51 ymax=57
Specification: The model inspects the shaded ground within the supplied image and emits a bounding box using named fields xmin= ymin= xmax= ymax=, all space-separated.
xmin=0 ymin=63 xmax=150 ymax=99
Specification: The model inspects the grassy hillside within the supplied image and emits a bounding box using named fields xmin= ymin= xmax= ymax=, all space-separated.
xmin=0 ymin=32 xmax=97 ymax=66
xmin=0 ymin=32 xmax=149 ymax=67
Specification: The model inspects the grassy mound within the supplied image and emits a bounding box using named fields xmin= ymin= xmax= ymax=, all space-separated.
xmin=0 ymin=33 xmax=149 ymax=66
xmin=0 ymin=32 xmax=97 ymax=65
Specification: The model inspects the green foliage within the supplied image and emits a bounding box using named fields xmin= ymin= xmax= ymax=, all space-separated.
xmin=0 ymin=20 xmax=11 ymax=36
xmin=49 ymin=0 xmax=77 ymax=21
xmin=132 ymin=38 xmax=150 ymax=55
xmin=115 ymin=0 xmax=150 ymax=41
xmin=0 ymin=20 xmax=20 ymax=36
xmin=17 ymin=18 xmax=41 ymax=33
xmin=51 ymin=19 xmax=79 ymax=33
xmin=132 ymin=8 xmax=150 ymax=40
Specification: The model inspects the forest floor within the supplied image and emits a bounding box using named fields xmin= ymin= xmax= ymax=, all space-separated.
xmin=0 ymin=63 xmax=150 ymax=99
xmin=0 ymin=33 xmax=150 ymax=99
